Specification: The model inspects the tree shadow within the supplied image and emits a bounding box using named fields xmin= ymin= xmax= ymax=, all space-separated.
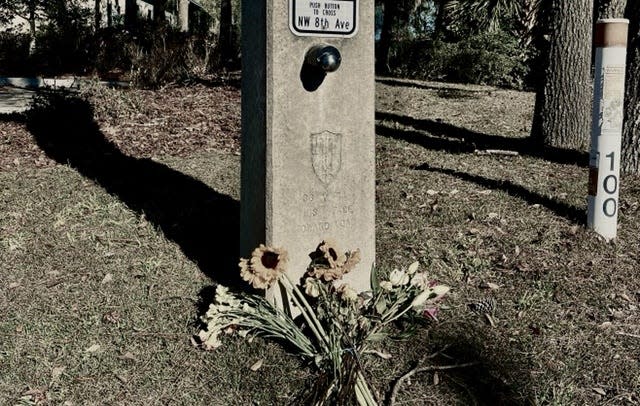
xmin=25 ymin=90 xmax=242 ymax=288
xmin=376 ymin=111 xmax=588 ymax=167
xmin=418 ymin=331 xmax=536 ymax=406
xmin=376 ymin=77 xmax=493 ymax=96
xmin=412 ymin=162 xmax=585 ymax=224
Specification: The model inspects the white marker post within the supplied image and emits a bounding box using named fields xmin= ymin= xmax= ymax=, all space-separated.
xmin=587 ymin=19 xmax=629 ymax=240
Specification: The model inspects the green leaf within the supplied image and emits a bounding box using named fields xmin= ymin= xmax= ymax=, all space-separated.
xmin=370 ymin=263 xmax=380 ymax=294
xmin=375 ymin=296 xmax=387 ymax=315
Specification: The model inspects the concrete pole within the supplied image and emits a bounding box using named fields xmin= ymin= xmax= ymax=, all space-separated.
xmin=587 ymin=19 xmax=629 ymax=240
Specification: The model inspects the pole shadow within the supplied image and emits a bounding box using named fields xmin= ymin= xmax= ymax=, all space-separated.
xmin=25 ymin=90 xmax=242 ymax=288
xmin=412 ymin=163 xmax=585 ymax=225
xmin=376 ymin=111 xmax=589 ymax=167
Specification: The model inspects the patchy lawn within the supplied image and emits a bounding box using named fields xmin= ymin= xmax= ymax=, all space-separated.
xmin=0 ymin=78 xmax=639 ymax=405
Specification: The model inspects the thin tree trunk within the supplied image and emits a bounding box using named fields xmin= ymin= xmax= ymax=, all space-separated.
xmin=218 ymin=0 xmax=233 ymax=67
xmin=622 ymin=1 xmax=640 ymax=173
xmin=531 ymin=0 xmax=594 ymax=150
xmin=125 ymin=0 xmax=138 ymax=30
xmin=178 ymin=0 xmax=189 ymax=32
xmin=28 ymin=5 xmax=36 ymax=55
xmin=376 ymin=1 xmax=397 ymax=75
xmin=95 ymin=0 xmax=101 ymax=31
xmin=154 ymin=0 xmax=167 ymax=22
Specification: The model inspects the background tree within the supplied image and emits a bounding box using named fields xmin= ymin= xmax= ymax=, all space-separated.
xmin=622 ymin=1 xmax=640 ymax=172
xmin=0 ymin=0 xmax=43 ymax=54
xmin=531 ymin=0 xmax=593 ymax=149
xmin=597 ymin=0 xmax=626 ymax=19
xmin=375 ymin=0 xmax=424 ymax=74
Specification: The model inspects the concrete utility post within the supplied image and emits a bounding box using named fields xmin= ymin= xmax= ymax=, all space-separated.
xmin=240 ymin=0 xmax=375 ymax=301
xmin=587 ymin=19 xmax=629 ymax=241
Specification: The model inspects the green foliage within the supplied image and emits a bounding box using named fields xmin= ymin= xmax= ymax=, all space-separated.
xmin=127 ymin=24 xmax=209 ymax=88
xmin=393 ymin=31 xmax=529 ymax=88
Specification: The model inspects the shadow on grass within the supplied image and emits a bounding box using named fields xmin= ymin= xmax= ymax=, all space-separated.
xmin=25 ymin=90 xmax=242 ymax=288
xmin=424 ymin=334 xmax=534 ymax=406
xmin=376 ymin=111 xmax=588 ymax=167
xmin=376 ymin=77 xmax=492 ymax=96
xmin=412 ymin=163 xmax=585 ymax=225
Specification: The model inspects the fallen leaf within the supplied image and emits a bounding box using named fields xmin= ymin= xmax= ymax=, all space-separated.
xmin=101 ymin=273 xmax=113 ymax=284
xmin=52 ymin=366 xmax=65 ymax=380
xmin=85 ymin=344 xmax=101 ymax=353
xmin=481 ymin=282 xmax=500 ymax=290
xmin=448 ymin=189 xmax=459 ymax=196
xmin=619 ymin=293 xmax=632 ymax=302
xmin=592 ymin=388 xmax=606 ymax=396
xmin=118 ymin=352 xmax=137 ymax=361
xmin=364 ymin=350 xmax=393 ymax=360
xmin=599 ymin=322 xmax=613 ymax=329
xmin=485 ymin=314 xmax=496 ymax=327
xmin=250 ymin=359 xmax=264 ymax=371
xmin=488 ymin=212 xmax=499 ymax=219
xmin=8 ymin=282 xmax=20 ymax=289
xmin=426 ymin=189 xmax=438 ymax=196
xmin=433 ymin=371 xmax=440 ymax=385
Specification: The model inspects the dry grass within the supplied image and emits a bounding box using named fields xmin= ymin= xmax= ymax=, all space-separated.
xmin=0 ymin=78 xmax=639 ymax=405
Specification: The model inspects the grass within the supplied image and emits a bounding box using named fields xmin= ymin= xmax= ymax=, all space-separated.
xmin=1 ymin=79 xmax=639 ymax=404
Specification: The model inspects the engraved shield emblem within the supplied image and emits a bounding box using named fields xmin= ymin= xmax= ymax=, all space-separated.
xmin=311 ymin=131 xmax=342 ymax=186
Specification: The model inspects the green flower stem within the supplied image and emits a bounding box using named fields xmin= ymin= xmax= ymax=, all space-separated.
xmin=279 ymin=276 xmax=331 ymax=351
xmin=355 ymin=372 xmax=377 ymax=406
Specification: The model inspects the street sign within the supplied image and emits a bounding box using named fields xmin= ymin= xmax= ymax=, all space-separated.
xmin=289 ymin=0 xmax=358 ymax=38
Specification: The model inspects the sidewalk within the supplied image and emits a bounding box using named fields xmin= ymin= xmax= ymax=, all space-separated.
xmin=0 ymin=76 xmax=129 ymax=114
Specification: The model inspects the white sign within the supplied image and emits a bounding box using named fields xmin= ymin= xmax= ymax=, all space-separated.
xmin=289 ymin=0 xmax=358 ymax=38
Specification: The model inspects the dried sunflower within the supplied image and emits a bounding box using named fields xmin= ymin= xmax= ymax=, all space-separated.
xmin=307 ymin=239 xmax=361 ymax=281
xmin=239 ymin=244 xmax=288 ymax=289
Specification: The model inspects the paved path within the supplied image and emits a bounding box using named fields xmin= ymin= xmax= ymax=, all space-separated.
xmin=0 ymin=86 xmax=36 ymax=114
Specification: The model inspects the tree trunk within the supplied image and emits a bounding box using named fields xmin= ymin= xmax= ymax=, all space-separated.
xmin=376 ymin=1 xmax=397 ymax=75
xmin=621 ymin=1 xmax=640 ymax=173
xmin=218 ymin=0 xmax=233 ymax=67
xmin=597 ymin=0 xmax=626 ymax=19
xmin=95 ymin=0 xmax=101 ymax=31
xmin=154 ymin=0 xmax=167 ymax=22
xmin=178 ymin=0 xmax=189 ymax=32
xmin=28 ymin=4 xmax=36 ymax=55
xmin=531 ymin=0 xmax=594 ymax=150
xmin=125 ymin=0 xmax=138 ymax=30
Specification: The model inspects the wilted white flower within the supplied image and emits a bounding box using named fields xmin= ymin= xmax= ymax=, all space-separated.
xmin=411 ymin=285 xmax=450 ymax=310
xmin=198 ymin=327 xmax=223 ymax=350
xmin=389 ymin=269 xmax=409 ymax=286
xmin=337 ymin=284 xmax=358 ymax=302
xmin=410 ymin=272 xmax=430 ymax=290
xmin=304 ymin=277 xmax=320 ymax=298
xmin=407 ymin=261 xmax=420 ymax=275
xmin=380 ymin=281 xmax=393 ymax=291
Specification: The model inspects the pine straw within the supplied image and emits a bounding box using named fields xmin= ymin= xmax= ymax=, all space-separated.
xmin=0 ymin=83 xmax=240 ymax=171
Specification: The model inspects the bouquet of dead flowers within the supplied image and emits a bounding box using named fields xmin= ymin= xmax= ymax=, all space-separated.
xmin=197 ymin=239 xmax=449 ymax=405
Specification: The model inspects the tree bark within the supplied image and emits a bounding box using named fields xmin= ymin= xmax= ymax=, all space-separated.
xmin=218 ymin=0 xmax=233 ymax=67
xmin=376 ymin=1 xmax=397 ymax=75
xmin=531 ymin=0 xmax=594 ymax=150
xmin=597 ymin=0 xmax=626 ymax=19
xmin=28 ymin=2 xmax=36 ymax=55
xmin=622 ymin=1 xmax=640 ymax=173
xmin=95 ymin=0 xmax=101 ymax=31
xmin=154 ymin=0 xmax=167 ymax=22
xmin=125 ymin=0 xmax=138 ymax=30
xmin=178 ymin=0 xmax=189 ymax=32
